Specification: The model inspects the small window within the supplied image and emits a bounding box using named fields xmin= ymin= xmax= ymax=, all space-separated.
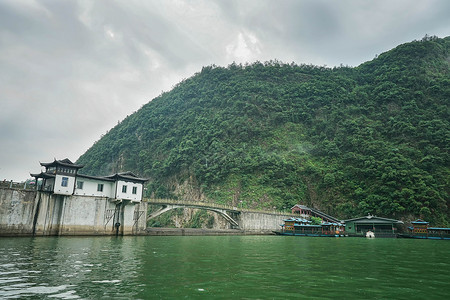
xmin=132 ymin=186 xmax=137 ymax=194
xmin=122 ymin=185 xmax=127 ymax=193
xmin=97 ymin=184 xmax=104 ymax=192
xmin=76 ymin=181 xmax=84 ymax=189
xmin=61 ymin=177 xmax=68 ymax=187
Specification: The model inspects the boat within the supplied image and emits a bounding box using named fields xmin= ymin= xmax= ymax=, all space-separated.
xmin=365 ymin=230 xmax=375 ymax=238
xmin=397 ymin=219 xmax=450 ymax=240
xmin=274 ymin=217 xmax=345 ymax=237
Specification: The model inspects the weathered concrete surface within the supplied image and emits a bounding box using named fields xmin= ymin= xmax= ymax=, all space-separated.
xmin=0 ymin=188 xmax=37 ymax=236
xmin=237 ymin=211 xmax=288 ymax=233
xmin=145 ymin=210 xmax=292 ymax=235
xmin=0 ymin=188 xmax=147 ymax=236
xmin=1 ymin=187 xmax=291 ymax=236
xmin=33 ymin=194 xmax=148 ymax=236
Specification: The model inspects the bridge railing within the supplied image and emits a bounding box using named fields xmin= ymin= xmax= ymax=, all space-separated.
xmin=144 ymin=198 xmax=296 ymax=216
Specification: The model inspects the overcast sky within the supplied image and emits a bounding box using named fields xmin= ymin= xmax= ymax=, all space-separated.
xmin=1 ymin=0 xmax=449 ymax=181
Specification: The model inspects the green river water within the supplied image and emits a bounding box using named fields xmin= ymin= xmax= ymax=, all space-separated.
xmin=0 ymin=235 xmax=449 ymax=299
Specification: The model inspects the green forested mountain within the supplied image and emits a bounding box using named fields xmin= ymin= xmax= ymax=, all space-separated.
xmin=77 ymin=36 xmax=449 ymax=225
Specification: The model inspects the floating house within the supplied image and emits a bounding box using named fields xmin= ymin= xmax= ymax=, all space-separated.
xmin=31 ymin=159 xmax=147 ymax=202
xmin=398 ymin=219 xmax=450 ymax=240
xmin=410 ymin=219 xmax=429 ymax=234
xmin=277 ymin=217 xmax=345 ymax=237
xmin=342 ymin=215 xmax=403 ymax=238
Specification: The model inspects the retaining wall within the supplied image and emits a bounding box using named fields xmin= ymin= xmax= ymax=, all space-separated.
xmin=0 ymin=187 xmax=147 ymax=236
xmin=0 ymin=188 xmax=37 ymax=236
xmin=1 ymin=187 xmax=291 ymax=236
xmin=238 ymin=211 xmax=288 ymax=233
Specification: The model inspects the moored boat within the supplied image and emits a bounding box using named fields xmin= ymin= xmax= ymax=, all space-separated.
xmin=275 ymin=217 xmax=345 ymax=237
xmin=398 ymin=219 xmax=450 ymax=240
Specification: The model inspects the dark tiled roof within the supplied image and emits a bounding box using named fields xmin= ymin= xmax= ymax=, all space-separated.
xmin=40 ymin=158 xmax=84 ymax=169
xmin=103 ymin=172 xmax=148 ymax=183
xmin=30 ymin=172 xmax=55 ymax=179
xmin=343 ymin=215 xmax=403 ymax=224
xmin=78 ymin=172 xmax=147 ymax=183
xmin=291 ymin=204 xmax=311 ymax=210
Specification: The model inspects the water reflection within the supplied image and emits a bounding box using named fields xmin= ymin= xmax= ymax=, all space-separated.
xmin=0 ymin=237 xmax=145 ymax=299
xmin=1 ymin=236 xmax=449 ymax=299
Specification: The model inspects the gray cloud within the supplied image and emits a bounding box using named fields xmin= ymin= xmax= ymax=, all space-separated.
xmin=1 ymin=0 xmax=449 ymax=181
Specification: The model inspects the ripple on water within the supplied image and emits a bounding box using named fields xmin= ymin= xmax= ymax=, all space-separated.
xmin=48 ymin=290 xmax=80 ymax=299
xmin=1 ymin=236 xmax=450 ymax=299
xmin=0 ymin=277 xmax=24 ymax=285
xmin=92 ymin=279 xmax=122 ymax=284
xmin=0 ymin=284 xmax=76 ymax=299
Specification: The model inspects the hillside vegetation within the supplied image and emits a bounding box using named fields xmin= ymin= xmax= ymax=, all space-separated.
xmin=77 ymin=36 xmax=449 ymax=225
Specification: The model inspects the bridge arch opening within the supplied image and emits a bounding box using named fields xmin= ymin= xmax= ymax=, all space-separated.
xmin=146 ymin=204 xmax=240 ymax=229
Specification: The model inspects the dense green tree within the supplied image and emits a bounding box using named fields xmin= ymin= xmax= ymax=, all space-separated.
xmin=77 ymin=36 xmax=449 ymax=226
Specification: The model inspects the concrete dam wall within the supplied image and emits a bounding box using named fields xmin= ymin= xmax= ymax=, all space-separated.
xmin=1 ymin=188 xmax=294 ymax=236
xmin=0 ymin=187 xmax=147 ymax=236
xmin=0 ymin=188 xmax=37 ymax=236
xmin=238 ymin=211 xmax=287 ymax=233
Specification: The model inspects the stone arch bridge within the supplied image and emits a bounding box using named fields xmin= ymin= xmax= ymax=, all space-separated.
xmin=146 ymin=199 xmax=296 ymax=232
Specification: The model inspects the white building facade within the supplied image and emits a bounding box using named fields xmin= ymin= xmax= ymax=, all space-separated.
xmin=32 ymin=159 xmax=147 ymax=202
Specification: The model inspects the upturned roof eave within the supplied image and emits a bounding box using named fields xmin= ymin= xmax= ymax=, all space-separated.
xmin=30 ymin=172 xmax=55 ymax=179
xmin=40 ymin=158 xmax=84 ymax=169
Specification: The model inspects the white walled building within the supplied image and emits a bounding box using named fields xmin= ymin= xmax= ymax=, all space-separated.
xmin=31 ymin=159 xmax=148 ymax=202
xmin=73 ymin=174 xmax=115 ymax=198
